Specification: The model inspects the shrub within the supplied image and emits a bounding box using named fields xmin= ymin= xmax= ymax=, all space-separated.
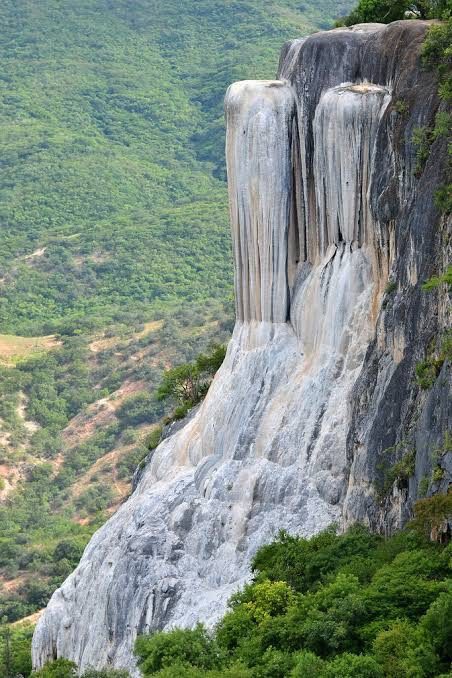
xmin=322 ymin=652 xmax=384 ymax=678
xmin=422 ymin=265 xmax=452 ymax=290
xmin=290 ymin=650 xmax=325 ymax=677
xmin=337 ymin=0 xmax=450 ymax=26
xmin=148 ymin=427 xmax=162 ymax=450
xmin=418 ymin=476 xmax=430 ymax=498
xmin=81 ymin=670 xmax=130 ymax=677
xmin=394 ymin=100 xmax=408 ymax=115
xmin=116 ymin=392 xmax=163 ymax=427
xmin=335 ymin=0 xmax=409 ymax=26
xmin=413 ymin=125 xmax=434 ymax=175
xmin=372 ymin=621 xmax=439 ymax=678
xmin=375 ymin=446 xmax=415 ymax=499
xmin=134 ymin=526 xmax=451 ymax=677
xmin=420 ymin=590 xmax=452 ymax=662
xmin=53 ymin=540 xmax=84 ymax=567
xmin=0 ymin=622 xmax=33 ymax=678
xmin=415 ymin=330 xmax=452 ymax=389
xmin=408 ymin=493 xmax=452 ymax=541
xmin=135 ymin=625 xmax=220 ymax=675
xmin=157 ymin=344 xmax=226 ymax=408
xmin=32 ymin=658 xmax=78 ymax=677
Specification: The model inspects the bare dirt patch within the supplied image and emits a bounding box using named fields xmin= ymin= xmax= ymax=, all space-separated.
xmin=11 ymin=609 xmax=43 ymax=627
xmin=62 ymin=380 xmax=146 ymax=447
xmin=17 ymin=392 xmax=40 ymax=434
xmin=0 ymin=463 xmax=21 ymax=499
xmin=0 ymin=334 xmax=61 ymax=366
xmin=89 ymin=319 xmax=163 ymax=354
xmin=24 ymin=246 xmax=47 ymax=261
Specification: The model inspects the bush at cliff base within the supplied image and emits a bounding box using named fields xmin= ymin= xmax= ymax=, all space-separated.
xmin=133 ymin=521 xmax=452 ymax=678
xmin=6 ymin=519 xmax=450 ymax=677
xmin=30 ymin=659 xmax=130 ymax=678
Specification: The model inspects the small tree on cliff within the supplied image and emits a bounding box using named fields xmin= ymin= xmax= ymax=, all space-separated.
xmin=336 ymin=0 xmax=450 ymax=25
xmin=157 ymin=343 xmax=226 ymax=408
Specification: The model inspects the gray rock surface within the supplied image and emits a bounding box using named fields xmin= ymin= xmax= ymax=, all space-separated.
xmin=33 ymin=20 xmax=450 ymax=674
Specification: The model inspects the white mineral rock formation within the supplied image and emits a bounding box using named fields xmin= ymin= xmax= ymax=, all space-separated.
xmin=33 ymin=24 xmax=408 ymax=676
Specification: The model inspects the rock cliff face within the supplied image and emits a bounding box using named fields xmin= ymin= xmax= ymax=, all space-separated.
xmin=33 ymin=20 xmax=450 ymax=674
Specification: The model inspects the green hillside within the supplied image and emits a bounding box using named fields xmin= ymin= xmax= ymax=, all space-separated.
xmin=0 ymin=0 xmax=351 ymax=336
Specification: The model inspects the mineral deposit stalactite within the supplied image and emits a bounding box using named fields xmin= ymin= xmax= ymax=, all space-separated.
xmin=313 ymin=83 xmax=390 ymax=255
xmin=225 ymin=80 xmax=297 ymax=323
xmin=33 ymin=21 xmax=449 ymax=676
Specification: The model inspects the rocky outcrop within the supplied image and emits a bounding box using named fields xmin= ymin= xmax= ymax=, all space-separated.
xmin=33 ymin=20 xmax=450 ymax=674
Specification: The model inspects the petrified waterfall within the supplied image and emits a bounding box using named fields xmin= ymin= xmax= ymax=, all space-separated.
xmin=33 ymin=21 xmax=447 ymax=674
xmin=226 ymin=80 xmax=296 ymax=322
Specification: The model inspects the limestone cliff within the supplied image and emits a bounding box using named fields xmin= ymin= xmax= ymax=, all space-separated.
xmin=33 ymin=20 xmax=450 ymax=674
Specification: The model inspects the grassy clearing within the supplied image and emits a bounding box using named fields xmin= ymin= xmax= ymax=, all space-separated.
xmin=0 ymin=334 xmax=60 ymax=367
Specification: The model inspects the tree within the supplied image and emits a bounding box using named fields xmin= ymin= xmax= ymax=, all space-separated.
xmin=116 ymin=392 xmax=163 ymax=426
xmin=372 ymin=621 xmax=439 ymax=677
xmin=336 ymin=0 xmax=450 ymax=26
xmin=0 ymin=618 xmax=12 ymax=678
xmin=157 ymin=344 xmax=226 ymax=407
xmin=420 ymin=591 xmax=452 ymax=664
xmin=157 ymin=363 xmax=205 ymax=406
xmin=81 ymin=670 xmax=130 ymax=678
xmin=135 ymin=625 xmax=220 ymax=676
xmin=290 ymin=651 xmax=325 ymax=677
xmin=323 ymin=653 xmax=384 ymax=677
xmin=408 ymin=493 xmax=452 ymax=542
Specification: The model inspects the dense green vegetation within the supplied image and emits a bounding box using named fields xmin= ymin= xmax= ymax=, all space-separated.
xmin=0 ymin=304 xmax=232 ymax=624
xmin=32 ymin=660 xmax=129 ymax=678
xmin=0 ymin=0 xmax=351 ymax=337
xmin=422 ymin=18 xmax=452 ymax=212
xmin=14 ymin=521 xmax=450 ymax=678
xmin=336 ymin=0 xmax=450 ymax=25
xmin=0 ymin=621 xmax=34 ymax=678
xmin=422 ymin=265 xmax=452 ymax=291
xmin=133 ymin=523 xmax=452 ymax=678
xmin=157 ymin=343 xmax=226 ymax=419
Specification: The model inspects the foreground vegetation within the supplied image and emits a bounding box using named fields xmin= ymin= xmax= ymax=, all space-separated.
xmin=5 ymin=518 xmax=451 ymax=677
xmin=133 ymin=521 xmax=452 ymax=678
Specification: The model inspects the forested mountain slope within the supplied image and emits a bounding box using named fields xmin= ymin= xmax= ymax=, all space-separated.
xmin=0 ymin=0 xmax=352 ymax=629
xmin=0 ymin=0 xmax=350 ymax=334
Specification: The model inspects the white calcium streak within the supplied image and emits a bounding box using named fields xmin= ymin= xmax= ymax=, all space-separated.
xmin=32 ymin=80 xmax=390 ymax=676
xmin=225 ymin=81 xmax=296 ymax=322
xmin=313 ymin=84 xmax=391 ymax=256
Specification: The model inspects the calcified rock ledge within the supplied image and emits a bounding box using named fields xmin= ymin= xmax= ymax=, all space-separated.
xmin=33 ymin=20 xmax=450 ymax=674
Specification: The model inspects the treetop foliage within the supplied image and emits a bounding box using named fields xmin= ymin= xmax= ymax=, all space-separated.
xmin=133 ymin=523 xmax=452 ymax=678
xmin=336 ymin=0 xmax=450 ymax=25
xmin=157 ymin=343 xmax=226 ymax=407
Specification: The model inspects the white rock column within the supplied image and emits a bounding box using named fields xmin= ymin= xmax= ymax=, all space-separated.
xmin=225 ymin=80 xmax=297 ymax=323
xmin=312 ymin=83 xmax=391 ymax=259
